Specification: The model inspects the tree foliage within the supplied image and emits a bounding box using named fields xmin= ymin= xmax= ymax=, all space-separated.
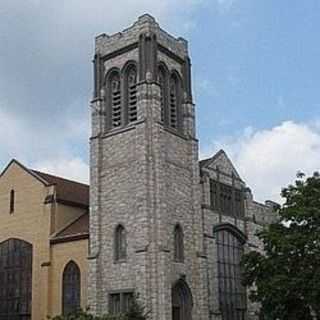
xmin=241 ymin=172 xmax=320 ymax=320
xmin=51 ymin=294 xmax=149 ymax=320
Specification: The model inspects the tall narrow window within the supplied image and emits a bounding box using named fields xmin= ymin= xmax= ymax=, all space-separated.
xmin=220 ymin=183 xmax=233 ymax=216
xmin=216 ymin=227 xmax=246 ymax=320
xmin=62 ymin=261 xmax=81 ymax=315
xmin=109 ymin=72 xmax=122 ymax=128
xmin=10 ymin=189 xmax=15 ymax=213
xmin=174 ymin=224 xmax=184 ymax=262
xmin=127 ymin=66 xmax=137 ymax=123
xmin=169 ymin=75 xmax=178 ymax=129
xmin=115 ymin=225 xmax=127 ymax=262
xmin=158 ymin=66 xmax=167 ymax=123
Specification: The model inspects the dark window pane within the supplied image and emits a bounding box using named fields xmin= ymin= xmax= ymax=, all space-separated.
xmin=217 ymin=230 xmax=246 ymax=320
xmin=0 ymin=239 xmax=32 ymax=320
xmin=158 ymin=67 xmax=167 ymax=123
xmin=109 ymin=291 xmax=134 ymax=314
xmin=110 ymin=294 xmax=121 ymax=314
xmin=62 ymin=261 xmax=81 ymax=315
xmin=115 ymin=225 xmax=127 ymax=261
xmin=10 ymin=190 xmax=15 ymax=213
xmin=174 ymin=225 xmax=184 ymax=262
xmin=210 ymin=180 xmax=244 ymax=218
xmin=123 ymin=292 xmax=133 ymax=312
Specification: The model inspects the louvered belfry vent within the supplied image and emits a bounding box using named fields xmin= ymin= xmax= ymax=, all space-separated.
xmin=128 ymin=67 xmax=138 ymax=123
xmin=158 ymin=68 xmax=166 ymax=123
xmin=169 ymin=77 xmax=178 ymax=129
xmin=111 ymin=73 xmax=122 ymax=128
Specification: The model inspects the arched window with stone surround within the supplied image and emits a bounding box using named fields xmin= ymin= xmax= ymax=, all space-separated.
xmin=62 ymin=261 xmax=81 ymax=315
xmin=114 ymin=224 xmax=127 ymax=262
xmin=124 ymin=63 xmax=138 ymax=123
xmin=169 ymin=72 xmax=181 ymax=130
xmin=106 ymin=69 xmax=122 ymax=129
xmin=172 ymin=279 xmax=193 ymax=320
xmin=214 ymin=224 xmax=247 ymax=320
xmin=174 ymin=224 xmax=184 ymax=262
xmin=158 ymin=64 xmax=168 ymax=124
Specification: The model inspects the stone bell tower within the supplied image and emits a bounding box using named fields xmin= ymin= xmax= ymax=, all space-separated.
xmin=88 ymin=14 xmax=207 ymax=320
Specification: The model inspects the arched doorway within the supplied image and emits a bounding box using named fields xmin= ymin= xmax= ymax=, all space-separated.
xmin=0 ymin=238 xmax=33 ymax=320
xmin=172 ymin=279 xmax=193 ymax=320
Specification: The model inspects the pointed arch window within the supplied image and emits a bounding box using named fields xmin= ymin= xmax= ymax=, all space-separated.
xmin=115 ymin=225 xmax=127 ymax=262
xmin=169 ymin=74 xmax=180 ymax=129
xmin=215 ymin=225 xmax=247 ymax=320
xmin=107 ymin=71 xmax=122 ymax=128
xmin=158 ymin=66 xmax=167 ymax=123
xmin=174 ymin=224 xmax=184 ymax=262
xmin=172 ymin=279 xmax=193 ymax=320
xmin=62 ymin=261 xmax=81 ymax=315
xmin=126 ymin=65 xmax=138 ymax=123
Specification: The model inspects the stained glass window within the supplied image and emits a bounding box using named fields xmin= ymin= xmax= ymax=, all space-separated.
xmin=0 ymin=239 xmax=32 ymax=320
xmin=62 ymin=261 xmax=81 ymax=315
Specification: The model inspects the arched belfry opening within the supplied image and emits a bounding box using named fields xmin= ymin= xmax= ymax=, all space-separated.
xmin=172 ymin=279 xmax=193 ymax=320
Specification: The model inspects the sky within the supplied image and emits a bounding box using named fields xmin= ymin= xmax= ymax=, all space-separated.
xmin=0 ymin=0 xmax=320 ymax=203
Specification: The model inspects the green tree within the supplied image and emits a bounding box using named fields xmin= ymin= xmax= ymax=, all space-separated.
xmin=242 ymin=172 xmax=320 ymax=320
xmin=50 ymin=294 xmax=148 ymax=320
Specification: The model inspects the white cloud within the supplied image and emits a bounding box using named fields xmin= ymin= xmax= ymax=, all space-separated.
xmin=201 ymin=121 xmax=320 ymax=203
xmin=34 ymin=158 xmax=89 ymax=184
xmin=0 ymin=104 xmax=89 ymax=183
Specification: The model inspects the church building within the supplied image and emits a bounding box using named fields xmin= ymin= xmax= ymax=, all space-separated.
xmin=0 ymin=14 xmax=277 ymax=320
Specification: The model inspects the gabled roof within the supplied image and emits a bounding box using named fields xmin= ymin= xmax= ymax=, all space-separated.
xmin=0 ymin=159 xmax=89 ymax=208
xmin=50 ymin=213 xmax=89 ymax=244
xmin=200 ymin=149 xmax=242 ymax=181
xmin=0 ymin=159 xmax=50 ymax=185
xmin=33 ymin=170 xmax=89 ymax=208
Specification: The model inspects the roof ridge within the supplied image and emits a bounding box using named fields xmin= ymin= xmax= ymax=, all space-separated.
xmin=32 ymin=169 xmax=89 ymax=187
xmin=0 ymin=159 xmax=50 ymax=185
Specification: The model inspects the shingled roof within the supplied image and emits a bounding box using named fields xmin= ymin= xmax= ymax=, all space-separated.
xmin=32 ymin=170 xmax=89 ymax=208
xmin=50 ymin=213 xmax=89 ymax=244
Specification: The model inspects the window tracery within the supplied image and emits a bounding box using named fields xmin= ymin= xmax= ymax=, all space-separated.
xmin=216 ymin=228 xmax=246 ymax=320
